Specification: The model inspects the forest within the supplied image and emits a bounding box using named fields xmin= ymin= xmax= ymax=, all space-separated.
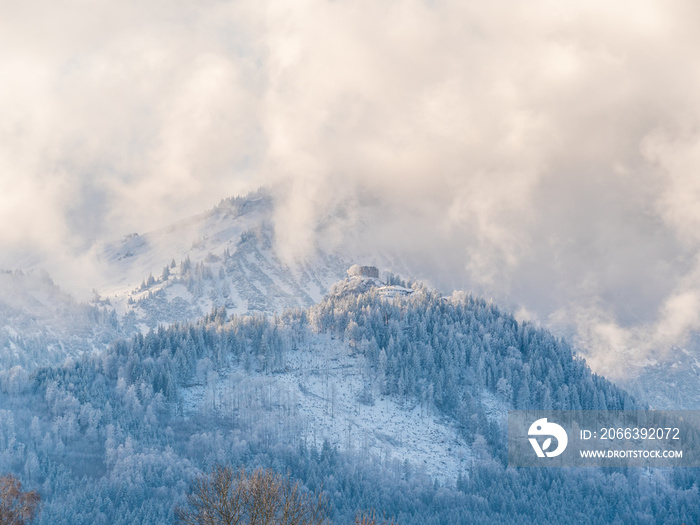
xmin=0 ymin=277 xmax=698 ymax=524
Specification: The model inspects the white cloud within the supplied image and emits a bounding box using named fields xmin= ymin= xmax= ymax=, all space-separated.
xmin=3 ymin=0 xmax=700 ymax=373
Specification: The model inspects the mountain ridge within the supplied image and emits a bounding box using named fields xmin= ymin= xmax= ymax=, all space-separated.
xmin=6 ymin=272 xmax=688 ymax=524
xmin=2 ymin=188 xmax=694 ymax=413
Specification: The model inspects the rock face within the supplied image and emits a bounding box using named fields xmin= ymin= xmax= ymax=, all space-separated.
xmin=347 ymin=264 xmax=379 ymax=279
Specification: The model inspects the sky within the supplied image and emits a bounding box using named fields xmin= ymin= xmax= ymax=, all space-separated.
xmin=2 ymin=0 xmax=700 ymax=375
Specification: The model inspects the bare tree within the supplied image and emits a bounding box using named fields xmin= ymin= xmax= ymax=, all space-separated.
xmin=175 ymin=465 xmax=328 ymax=525
xmin=0 ymin=474 xmax=40 ymax=525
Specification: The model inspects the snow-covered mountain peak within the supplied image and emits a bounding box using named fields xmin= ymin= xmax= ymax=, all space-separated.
xmin=0 ymin=189 xmax=351 ymax=369
xmin=92 ymin=189 xmax=275 ymax=297
xmin=82 ymin=190 xmax=351 ymax=332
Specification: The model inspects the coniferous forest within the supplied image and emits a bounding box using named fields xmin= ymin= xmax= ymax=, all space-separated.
xmin=1 ymin=278 xmax=698 ymax=524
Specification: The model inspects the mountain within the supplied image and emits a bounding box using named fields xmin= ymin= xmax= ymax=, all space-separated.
xmin=3 ymin=273 xmax=699 ymax=524
xmin=90 ymin=190 xmax=350 ymax=326
xmin=0 ymin=190 xmax=350 ymax=370
xmin=622 ymin=334 xmax=700 ymax=409
xmin=0 ymin=269 xmax=120 ymax=370
xmin=83 ymin=189 xmax=700 ymax=415
xmin=2 ymin=189 xmax=700 ymax=523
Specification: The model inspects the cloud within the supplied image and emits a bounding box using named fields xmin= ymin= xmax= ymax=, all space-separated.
xmin=258 ymin=0 xmax=700 ymax=374
xmin=0 ymin=1 xmax=265 ymax=257
xmin=3 ymin=0 xmax=700 ymax=373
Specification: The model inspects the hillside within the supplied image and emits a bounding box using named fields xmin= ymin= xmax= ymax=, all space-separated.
xmin=0 ymin=190 xmax=349 ymax=370
xmin=85 ymin=190 xmax=700 ymax=414
xmin=0 ymin=270 xmax=119 ymax=370
xmin=90 ymin=190 xmax=349 ymax=324
xmin=2 ymin=275 xmax=698 ymax=524
xmin=3 ymin=188 xmax=697 ymax=416
xmin=623 ymin=334 xmax=700 ymax=409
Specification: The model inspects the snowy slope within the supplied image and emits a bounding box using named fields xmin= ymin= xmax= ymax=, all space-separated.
xmin=181 ymin=333 xmax=472 ymax=484
xmin=0 ymin=190 xmax=360 ymax=369
xmin=92 ymin=192 xmax=275 ymax=298
xmin=623 ymin=335 xmax=700 ymax=409
xmin=0 ymin=270 xmax=119 ymax=369
xmin=91 ymin=191 xmax=350 ymax=330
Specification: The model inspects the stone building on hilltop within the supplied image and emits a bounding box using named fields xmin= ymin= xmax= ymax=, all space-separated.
xmin=347 ymin=264 xmax=379 ymax=279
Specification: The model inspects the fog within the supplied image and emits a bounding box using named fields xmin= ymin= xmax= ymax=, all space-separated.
xmin=2 ymin=0 xmax=700 ymax=375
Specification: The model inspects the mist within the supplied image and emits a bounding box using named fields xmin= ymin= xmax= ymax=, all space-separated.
xmin=2 ymin=0 xmax=700 ymax=375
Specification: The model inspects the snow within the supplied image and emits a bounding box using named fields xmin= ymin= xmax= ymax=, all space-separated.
xmin=2 ymin=191 xmax=473 ymax=483
xmin=376 ymin=285 xmax=414 ymax=298
xmin=84 ymin=195 xmax=349 ymax=327
xmin=181 ymin=334 xmax=471 ymax=483
xmin=480 ymin=391 xmax=508 ymax=422
xmin=164 ymin=283 xmax=190 ymax=301
xmin=91 ymin=195 xmax=274 ymax=299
